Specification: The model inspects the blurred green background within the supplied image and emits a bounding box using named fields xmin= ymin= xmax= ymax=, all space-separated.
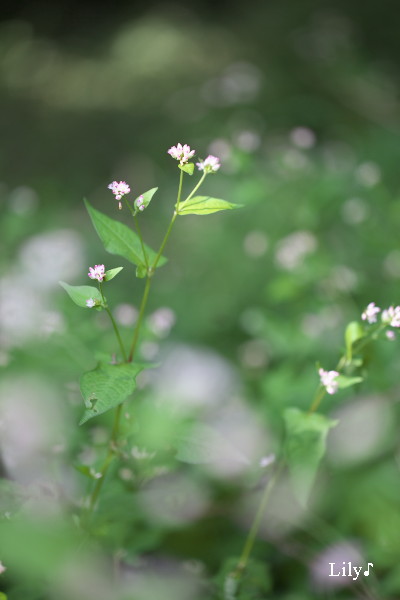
xmin=1 ymin=1 xmax=400 ymax=598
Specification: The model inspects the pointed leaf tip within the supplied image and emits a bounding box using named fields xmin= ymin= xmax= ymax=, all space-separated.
xmin=178 ymin=196 xmax=242 ymax=215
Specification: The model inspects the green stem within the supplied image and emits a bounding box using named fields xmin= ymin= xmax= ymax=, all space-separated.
xmin=134 ymin=214 xmax=149 ymax=269
xmin=178 ymin=172 xmax=207 ymax=209
xmin=87 ymin=169 xmax=207 ymax=513
xmin=308 ymin=386 xmax=326 ymax=414
xmin=87 ymin=405 xmax=122 ymax=512
xmin=150 ymin=213 xmax=177 ymax=274
xmin=99 ymin=282 xmax=127 ymax=362
xmin=176 ymin=168 xmax=184 ymax=211
xmin=128 ymin=275 xmax=152 ymax=362
xmin=149 ymin=168 xmax=188 ymax=274
xmin=233 ymin=463 xmax=283 ymax=578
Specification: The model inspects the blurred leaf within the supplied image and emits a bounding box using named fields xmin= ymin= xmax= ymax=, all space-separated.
xmin=0 ymin=517 xmax=79 ymax=581
xmin=0 ymin=593 xmax=7 ymax=600
xmin=179 ymin=163 xmax=195 ymax=175
xmin=284 ymin=408 xmax=338 ymax=506
xmin=345 ymin=321 xmax=364 ymax=361
xmin=178 ymin=196 xmax=242 ymax=215
xmin=337 ymin=374 xmax=363 ymax=389
xmin=104 ymin=266 xmax=123 ymax=281
xmin=79 ymin=362 xmax=145 ymax=425
xmin=59 ymin=281 xmax=102 ymax=308
xmin=84 ymin=199 xmax=166 ymax=269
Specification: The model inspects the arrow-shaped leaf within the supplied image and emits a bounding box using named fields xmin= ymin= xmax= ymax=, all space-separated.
xmin=59 ymin=281 xmax=102 ymax=308
xmin=104 ymin=266 xmax=123 ymax=281
xmin=284 ymin=407 xmax=338 ymax=506
xmin=84 ymin=199 xmax=166 ymax=269
xmin=178 ymin=196 xmax=242 ymax=216
xmin=79 ymin=361 xmax=146 ymax=425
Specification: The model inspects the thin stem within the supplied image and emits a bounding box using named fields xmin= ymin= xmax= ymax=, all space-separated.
xmin=176 ymin=168 xmax=184 ymax=211
xmin=148 ymin=168 xmax=189 ymax=274
xmin=308 ymin=386 xmax=326 ymax=414
xmin=150 ymin=213 xmax=177 ymax=274
xmin=233 ymin=463 xmax=283 ymax=578
xmin=87 ymin=405 xmax=122 ymax=512
xmin=178 ymin=172 xmax=207 ymax=209
xmin=87 ymin=169 xmax=207 ymax=513
xmin=149 ymin=168 xmax=188 ymax=272
xmin=128 ymin=275 xmax=152 ymax=362
xmin=99 ymin=282 xmax=127 ymax=362
xmin=134 ymin=214 xmax=149 ymax=269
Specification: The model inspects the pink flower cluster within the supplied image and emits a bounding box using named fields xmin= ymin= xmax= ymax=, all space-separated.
xmin=108 ymin=181 xmax=130 ymax=209
xmin=362 ymin=301 xmax=400 ymax=328
xmin=381 ymin=305 xmax=400 ymax=328
xmin=196 ymin=155 xmax=221 ymax=173
xmin=361 ymin=301 xmax=400 ymax=341
xmin=168 ymin=143 xmax=195 ymax=165
xmin=88 ymin=264 xmax=105 ymax=282
xmin=319 ymin=368 xmax=340 ymax=395
xmin=361 ymin=302 xmax=381 ymax=324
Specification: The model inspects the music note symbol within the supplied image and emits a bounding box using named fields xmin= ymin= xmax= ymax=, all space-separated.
xmin=364 ymin=563 xmax=373 ymax=576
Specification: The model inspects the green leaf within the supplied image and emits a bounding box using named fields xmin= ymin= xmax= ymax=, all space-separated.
xmin=84 ymin=199 xmax=166 ymax=270
xmin=345 ymin=321 xmax=364 ymax=361
xmin=105 ymin=266 xmax=123 ymax=281
xmin=59 ymin=281 xmax=102 ymax=308
xmin=80 ymin=361 xmax=146 ymax=425
xmin=135 ymin=187 xmax=158 ymax=210
xmin=337 ymin=374 xmax=363 ymax=389
xmin=179 ymin=163 xmax=195 ymax=175
xmin=136 ymin=264 xmax=148 ymax=279
xmin=284 ymin=408 xmax=338 ymax=506
xmin=178 ymin=196 xmax=242 ymax=216
xmin=0 ymin=593 xmax=7 ymax=600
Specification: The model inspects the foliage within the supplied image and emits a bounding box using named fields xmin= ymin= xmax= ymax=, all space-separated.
xmin=1 ymin=4 xmax=400 ymax=598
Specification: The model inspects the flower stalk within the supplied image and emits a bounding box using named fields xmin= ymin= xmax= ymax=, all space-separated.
xmin=85 ymin=145 xmax=215 ymax=513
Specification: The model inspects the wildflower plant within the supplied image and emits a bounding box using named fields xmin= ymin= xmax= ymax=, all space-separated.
xmin=60 ymin=143 xmax=241 ymax=512
xmin=57 ymin=143 xmax=398 ymax=598
xmin=225 ymin=301 xmax=400 ymax=593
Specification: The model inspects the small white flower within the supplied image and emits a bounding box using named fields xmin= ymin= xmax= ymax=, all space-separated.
xmin=0 ymin=561 xmax=6 ymax=575
xmin=88 ymin=264 xmax=105 ymax=282
xmin=86 ymin=298 xmax=96 ymax=308
xmin=386 ymin=330 xmax=396 ymax=341
xmin=196 ymin=155 xmax=221 ymax=173
xmin=382 ymin=305 xmax=400 ymax=328
xmin=135 ymin=195 xmax=145 ymax=212
xmin=168 ymin=143 xmax=195 ymax=165
xmin=319 ymin=368 xmax=340 ymax=395
xmin=361 ymin=302 xmax=381 ymax=324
